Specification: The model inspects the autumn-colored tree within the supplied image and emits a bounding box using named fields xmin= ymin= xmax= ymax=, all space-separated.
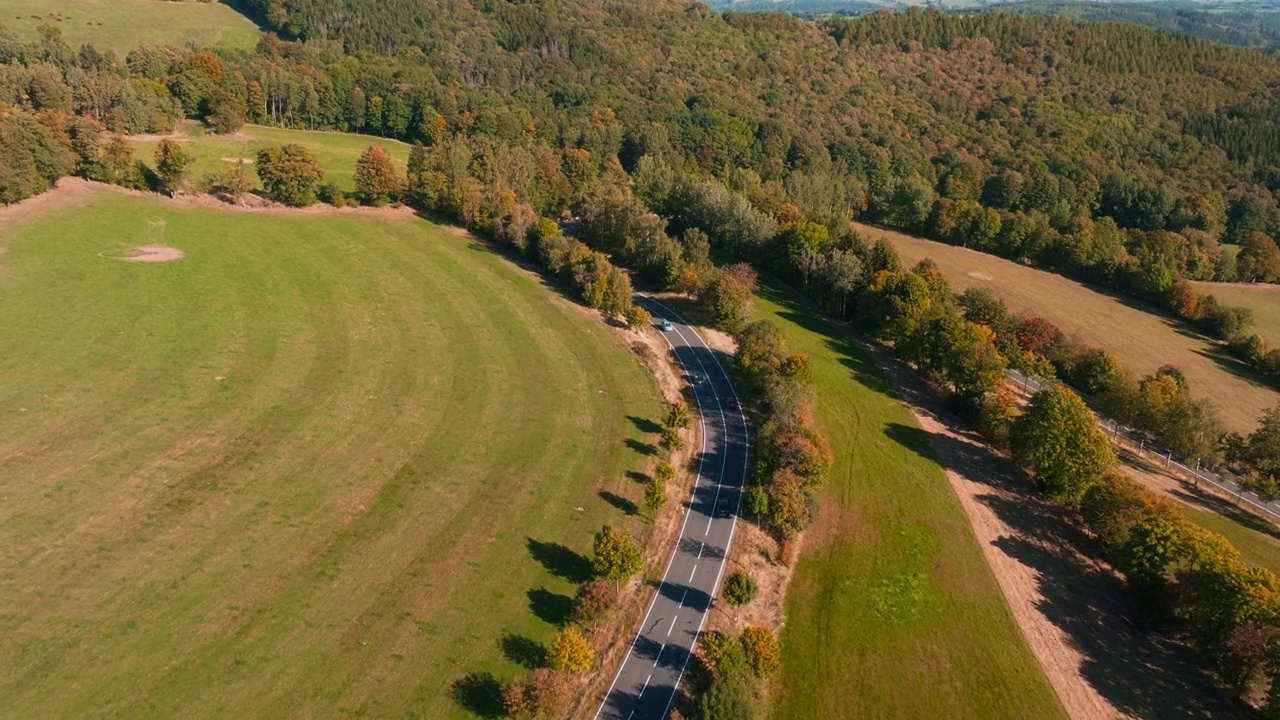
xmin=696 ymin=630 xmax=746 ymax=678
xmin=625 ymin=304 xmax=651 ymax=331
xmin=256 ymin=144 xmax=324 ymax=206
xmin=699 ymin=264 xmax=756 ymax=334
xmin=645 ymin=477 xmax=667 ymax=514
xmin=654 ymin=460 xmax=676 ymax=484
xmin=1010 ymin=385 xmax=1116 ymax=506
xmin=764 ymin=422 xmax=833 ymax=481
xmin=974 ymin=387 xmax=1018 ymax=449
xmin=153 ymin=138 xmax=193 ymax=195
xmin=592 ymin=525 xmax=642 ymax=590
xmin=225 ymin=158 xmax=251 ymax=201
xmin=740 ymin=627 xmax=781 ymax=677
xmin=660 ymin=426 xmax=685 ymax=452
xmin=778 ymin=353 xmax=814 ymax=385
xmin=665 ymin=401 xmax=691 ymax=430
xmin=100 ymin=134 xmax=135 ymax=185
xmin=856 ymin=269 xmax=932 ymax=343
xmin=765 ymin=467 xmax=814 ymax=538
xmin=1239 ymin=231 xmax=1280 ymax=283
xmin=354 ymin=144 xmax=402 ymax=205
xmin=547 ymin=627 xmax=593 ymax=672
xmin=1015 ymin=316 xmax=1064 ymax=356
xmin=674 ymin=267 xmax=700 ymax=296
xmin=503 ymin=668 xmax=569 ymax=720
xmin=572 ymin=579 xmax=616 ymax=627
xmin=736 ymin=320 xmax=788 ymax=377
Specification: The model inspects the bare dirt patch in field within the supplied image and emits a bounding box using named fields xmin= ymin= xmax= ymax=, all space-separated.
xmin=862 ymin=338 xmax=1248 ymax=720
xmin=120 ymin=245 xmax=184 ymax=262
xmin=221 ymin=156 xmax=254 ymax=164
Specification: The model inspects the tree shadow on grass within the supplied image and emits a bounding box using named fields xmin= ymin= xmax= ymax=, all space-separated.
xmin=626 ymin=470 xmax=649 ymax=485
xmin=628 ymin=415 xmax=663 ymax=434
xmin=599 ymin=489 xmax=639 ymax=516
xmin=449 ymin=671 xmax=504 ymax=719
xmin=882 ymin=419 xmax=1249 ymax=719
xmin=625 ymin=438 xmax=658 ymax=456
xmin=499 ymin=633 xmax=547 ymax=669
xmin=1169 ymin=486 xmax=1280 ymax=541
xmin=525 ymin=538 xmax=593 ymax=584
xmin=527 ymin=587 xmax=573 ymax=627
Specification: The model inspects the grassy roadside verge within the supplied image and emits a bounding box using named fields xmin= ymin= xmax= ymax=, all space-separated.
xmin=755 ymin=282 xmax=1068 ymax=719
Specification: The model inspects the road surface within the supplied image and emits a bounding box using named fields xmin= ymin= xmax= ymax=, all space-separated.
xmin=593 ymin=296 xmax=750 ymax=720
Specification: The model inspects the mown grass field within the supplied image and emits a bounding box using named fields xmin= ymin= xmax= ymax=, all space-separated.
xmin=132 ymin=122 xmax=414 ymax=194
xmin=0 ymin=0 xmax=260 ymax=55
xmin=1191 ymin=281 xmax=1280 ymax=346
xmin=756 ymin=284 xmax=1067 ymax=719
xmin=863 ymin=223 xmax=1280 ymax=435
xmin=0 ymin=187 xmax=660 ymax=718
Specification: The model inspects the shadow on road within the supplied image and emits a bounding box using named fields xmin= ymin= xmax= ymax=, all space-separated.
xmin=654 ymin=581 xmax=712 ymax=614
xmin=526 ymin=538 xmax=594 ymax=584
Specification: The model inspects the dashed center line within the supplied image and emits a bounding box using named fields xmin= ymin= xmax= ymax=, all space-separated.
xmin=688 ymin=564 xmax=697 ymax=582
xmin=667 ymin=614 xmax=679 ymax=636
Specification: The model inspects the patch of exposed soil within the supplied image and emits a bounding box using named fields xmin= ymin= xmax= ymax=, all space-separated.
xmin=120 ymin=245 xmax=184 ymax=263
xmin=968 ymin=271 xmax=996 ymax=282
xmin=221 ymin=157 xmax=254 ymax=164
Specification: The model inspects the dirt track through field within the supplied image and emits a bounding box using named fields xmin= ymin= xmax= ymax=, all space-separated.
xmin=860 ymin=340 xmax=1248 ymax=720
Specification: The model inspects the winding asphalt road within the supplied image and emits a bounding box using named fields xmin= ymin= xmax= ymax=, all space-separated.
xmin=593 ymin=295 xmax=750 ymax=720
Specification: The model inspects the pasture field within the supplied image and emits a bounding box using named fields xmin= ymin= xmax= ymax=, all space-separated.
xmin=755 ymin=284 xmax=1067 ymax=719
xmin=1181 ymin=503 xmax=1280 ymax=578
xmin=1191 ymin=281 xmax=1280 ymax=346
xmin=863 ymin=223 xmax=1280 ymax=435
xmin=0 ymin=186 xmax=660 ymax=718
xmin=132 ymin=122 xmax=414 ymax=194
xmin=0 ymin=0 xmax=260 ymax=55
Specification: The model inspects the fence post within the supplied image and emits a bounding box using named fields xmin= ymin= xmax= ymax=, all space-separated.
xmin=1165 ymin=452 xmax=1172 ymax=470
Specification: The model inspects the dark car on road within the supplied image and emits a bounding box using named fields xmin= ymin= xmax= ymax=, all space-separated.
xmin=725 ymin=397 xmax=739 ymax=410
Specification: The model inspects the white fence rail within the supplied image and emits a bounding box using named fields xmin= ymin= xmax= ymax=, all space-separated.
xmin=1008 ymin=369 xmax=1279 ymax=520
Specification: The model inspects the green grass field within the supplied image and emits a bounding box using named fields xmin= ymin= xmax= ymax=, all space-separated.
xmin=0 ymin=187 xmax=660 ymax=718
xmin=132 ymin=122 xmax=414 ymax=194
xmin=1181 ymin=503 xmax=1280 ymax=578
xmin=756 ymin=284 xmax=1067 ymax=719
xmin=0 ymin=0 xmax=260 ymax=55
xmin=1191 ymin=281 xmax=1280 ymax=347
xmin=864 ymin=223 xmax=1280 ymax=435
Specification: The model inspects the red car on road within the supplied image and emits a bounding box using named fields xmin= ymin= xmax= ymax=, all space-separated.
xmin=725 ymin=397 xmax=739 ymax=410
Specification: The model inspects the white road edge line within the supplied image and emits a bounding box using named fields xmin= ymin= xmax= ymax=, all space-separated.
xmin=648 ymin=298 xmax=752 ymax=720
xmin=593 ymin=294 xmax=751 ymax=720
xmin=591 ymin=297 xmax=719 ymax=720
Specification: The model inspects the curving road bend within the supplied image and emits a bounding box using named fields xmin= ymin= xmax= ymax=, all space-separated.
xmin=593 ymin=295 xmax=750 ymax=720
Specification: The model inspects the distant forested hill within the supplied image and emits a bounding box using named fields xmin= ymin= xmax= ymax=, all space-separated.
xmin=985 ymin=2 xmax=1280 ymax=51
xmin=5 ymin=2 xmax=1280 ymax=288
